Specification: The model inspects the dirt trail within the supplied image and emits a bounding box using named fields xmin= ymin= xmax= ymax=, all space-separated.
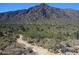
xmin=16 ymin=34 xmax=54 ymax=55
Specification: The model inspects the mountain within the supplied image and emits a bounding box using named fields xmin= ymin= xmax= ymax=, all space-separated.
xmin=0 ymin=3 xmax=79 ymax=24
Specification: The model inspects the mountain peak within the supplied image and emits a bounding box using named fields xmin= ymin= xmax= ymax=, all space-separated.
xmin=37 ymin=3 xmax=50 ymax=9
xmin=39 ymin=3 xmax=49 ymax=7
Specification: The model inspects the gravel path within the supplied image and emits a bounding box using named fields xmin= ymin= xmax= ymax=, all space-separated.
xmin=16 ymin=34 xmax=54 ymax=55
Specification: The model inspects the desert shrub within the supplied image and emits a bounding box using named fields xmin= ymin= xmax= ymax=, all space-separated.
xmin=0 ymin=24 xmax=79 ymax=53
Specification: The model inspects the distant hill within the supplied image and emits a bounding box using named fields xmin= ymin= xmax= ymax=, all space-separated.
xmin=0 ymin=3 xmax=79 ymax=24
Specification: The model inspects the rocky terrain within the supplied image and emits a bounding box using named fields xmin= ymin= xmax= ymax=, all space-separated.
xmin=0 ymin=3 xmax=79 ymax=24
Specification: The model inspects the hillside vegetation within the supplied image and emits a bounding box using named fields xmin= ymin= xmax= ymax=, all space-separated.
xmin=0 ymin=24 xmax=79 ymax=53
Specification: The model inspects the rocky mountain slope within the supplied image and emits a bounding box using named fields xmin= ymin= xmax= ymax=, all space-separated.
xmin=0 ymin=3 xmax=79 ymax=24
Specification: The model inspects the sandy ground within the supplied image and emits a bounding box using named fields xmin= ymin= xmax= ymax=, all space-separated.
xmin=16 ymin=34 xmax=54 ymax=55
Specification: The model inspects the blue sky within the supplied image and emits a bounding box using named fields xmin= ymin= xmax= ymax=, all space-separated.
xmin=0 ymin=3 xmax=79 ymax=12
